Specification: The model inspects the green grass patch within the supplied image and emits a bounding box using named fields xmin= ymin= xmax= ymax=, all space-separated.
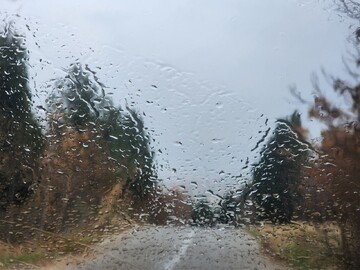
xmin=0 ymin=250 xmax=44 ymax=267
xmin=79 ymin=235 xmax=94 ymax=245
xmin=282 ymin=242 xmax=340 ymax=269
xmin=12 ymin=252 xmax=43 ymax=264
xmin=244 ymin=226 xmax=264 ymax=241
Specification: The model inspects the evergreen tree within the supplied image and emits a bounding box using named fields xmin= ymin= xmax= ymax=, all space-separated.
xmin=0 ymin=24 xmax=43 ymax=209
xmin=191 ymin=197 xmax=216 ymax=226
xmin=47 ymin=62 xmax=106 ymax=132
xmin=251 ymin=111 xmax=309 ymax=223
xmin=47 ymin=62 xmax=156 ymax=199
xmin=102 ymin=104 xmax=156 ymax=197
xmin=218 ymin=190 xmax=242 ymax=224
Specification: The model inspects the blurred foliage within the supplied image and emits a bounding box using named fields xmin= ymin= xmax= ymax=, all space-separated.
xmin=191 ymin=197 xmax=216 ymax=227
xmin=0 ymin=24 xmax=44 ymax=210
xmin=217 ymin=190 xmax=243 ymax=225
xmin=130 ymin=187 xmax=192 ymax=225
xmin=29 ymin=62 xmax=158 ymax=233
xmin=336 ymin=0 xmax=360 ymax=20
xmin=49 ymin=63 xmax=105 ymax=129
xmin=109 ymin=108 xmax=156 ymax=198
xmin=47 ymin=62 xmax=156 ymax=199
xmin=251 ymin=111 xmax=310 ymax=223
xmin=0 ymin=24 xmax=160 ymax=244
xmin=301 ymin=57 xmax=360 ymax=268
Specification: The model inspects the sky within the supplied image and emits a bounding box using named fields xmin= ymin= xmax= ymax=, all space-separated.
xmin=1 ymin=0 xmax=357 ymax=195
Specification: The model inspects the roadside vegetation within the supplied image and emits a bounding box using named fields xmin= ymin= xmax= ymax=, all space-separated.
xmin=246 ymin=222 xmax=344 ymax=270
xmin=0 ymin=23 xmax=191 ymax=268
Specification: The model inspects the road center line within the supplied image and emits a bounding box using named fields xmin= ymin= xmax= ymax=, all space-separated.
xmin=162 ymin=230 xmax=195 ymax=270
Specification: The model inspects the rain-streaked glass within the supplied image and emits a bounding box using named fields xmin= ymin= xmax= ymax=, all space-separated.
xmin=0 ymin=0 xmax=359 ymax=269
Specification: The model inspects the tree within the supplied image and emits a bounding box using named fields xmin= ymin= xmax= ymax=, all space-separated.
xmin=336 ymin=0 xmax=360 ymax=20
xmin=191 ymin=197 xmax=216 ymax=227
xmin=293 ymin=3 xmax=360 ymax=268
xmin=0 ymin=23 xmax=44 ymax=210
xmin=303 ymin=62 xmax=360 ymax=269
xmin=48 ymin=63 xmax=156 ymax=198
xmin=115 ymin=107 xmax=156 ymax=198
xmin=101 ymin=103 xmax=156 ymax=196
xmin=251 ymin=111 xmax=309 ymax=223
xmin=217 ymin=190 xmax=243 ymax=225
xmin=47 ymin=62 xmax=106 ymax=131
xmin=39 ymin=62 xmax=157 ymax=231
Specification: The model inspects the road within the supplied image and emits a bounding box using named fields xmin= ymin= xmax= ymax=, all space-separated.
xmin=66 ymin=226 xmax=287 ymax=270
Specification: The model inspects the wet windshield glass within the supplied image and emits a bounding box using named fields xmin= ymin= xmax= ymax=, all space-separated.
xmin=1 ymin=0 xmax=360 ymax=269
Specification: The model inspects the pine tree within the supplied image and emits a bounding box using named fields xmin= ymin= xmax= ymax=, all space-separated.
xmin=251 ymin=111 xmax=309 ymax=223
xmin=0 ymin=24 xmax=43 ymax=209
xmin=47 ymin=62 xmax=156 ymax=200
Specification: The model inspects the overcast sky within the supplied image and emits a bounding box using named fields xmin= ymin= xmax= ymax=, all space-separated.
xmin=1 ymin=0 xmax=357 ymax=195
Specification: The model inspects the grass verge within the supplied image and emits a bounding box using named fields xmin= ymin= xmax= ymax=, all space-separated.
xmin=0 ymin=221 xmax=134 ymax=269
xmin=245 ymin=221 xmax=345 ymax=270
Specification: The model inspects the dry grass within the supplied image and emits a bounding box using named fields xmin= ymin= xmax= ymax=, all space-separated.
xmin=246 ymin=221 xmax=345 ymax=270
xmin=0 ymin=241 xmax=44 ymax=269
xmin=0 ymin=181 xmax=141 ymax=269
xmin=0 ymin=218 xmax=135 ymax=269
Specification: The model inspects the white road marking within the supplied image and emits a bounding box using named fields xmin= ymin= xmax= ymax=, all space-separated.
xmin=162 ymin=230 xmax=195 ymax=270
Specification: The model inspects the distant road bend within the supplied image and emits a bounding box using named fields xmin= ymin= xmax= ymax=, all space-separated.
xmin=67 ymin=226 xmax=287 ymax=270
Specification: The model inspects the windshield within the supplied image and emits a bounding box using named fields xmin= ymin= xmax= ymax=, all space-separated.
xmin=1 ymin=1 xmax=359 ymax=269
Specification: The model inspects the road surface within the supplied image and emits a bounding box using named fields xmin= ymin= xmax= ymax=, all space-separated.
xmin=67 ymin=226 xmax=287 ymax=270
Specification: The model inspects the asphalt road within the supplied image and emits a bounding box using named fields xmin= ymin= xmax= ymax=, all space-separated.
xmin=67 ymin=226 xmax=287 ymax=270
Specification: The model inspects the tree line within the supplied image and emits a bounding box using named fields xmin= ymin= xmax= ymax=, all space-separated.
xmin=0 ymin=23 xmax=159 ymax=241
